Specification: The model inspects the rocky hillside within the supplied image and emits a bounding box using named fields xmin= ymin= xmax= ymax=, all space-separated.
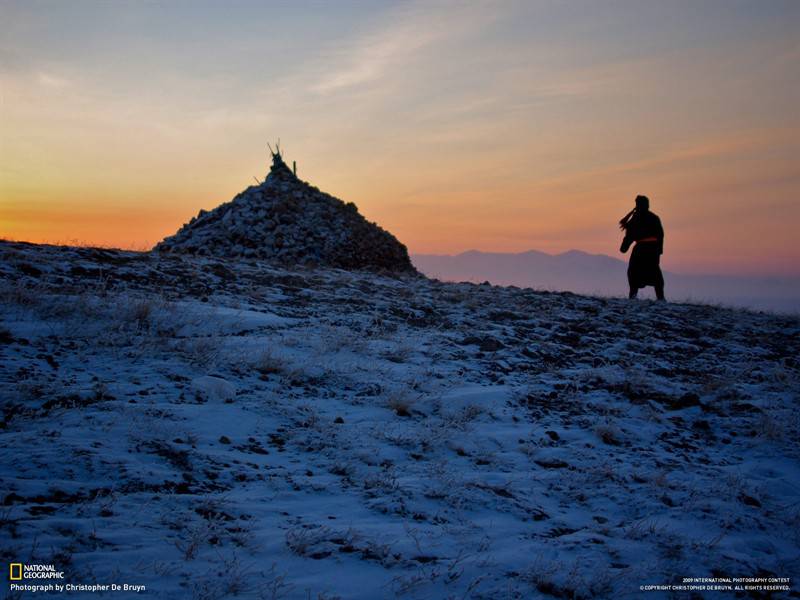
xmin=154 ymin=151 xmax=415 ymax=273
xmin=1 ymin=240 xmax=798 ymax=599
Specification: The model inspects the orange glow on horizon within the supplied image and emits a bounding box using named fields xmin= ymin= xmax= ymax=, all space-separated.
xmin=1 ymin=2 xmax=798 ymax=277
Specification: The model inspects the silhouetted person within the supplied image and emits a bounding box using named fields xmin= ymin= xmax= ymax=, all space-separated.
xmin=619 ymin=195 xmax=665 ymax=300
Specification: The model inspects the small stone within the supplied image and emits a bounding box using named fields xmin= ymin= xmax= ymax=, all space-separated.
xmin=739 ymin=493 xmax=761 ymax=507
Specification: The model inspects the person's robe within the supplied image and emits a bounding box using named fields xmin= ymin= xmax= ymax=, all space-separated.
xmin=620 ymin=210 xmax=664 ymax=289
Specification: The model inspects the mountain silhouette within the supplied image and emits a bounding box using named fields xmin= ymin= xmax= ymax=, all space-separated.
xmin=412 ymin=249 xmax=800 ymax=313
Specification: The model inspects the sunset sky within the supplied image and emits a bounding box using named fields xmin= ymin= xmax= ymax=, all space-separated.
xmin=2 ymin=1 xmax=798 ymax=276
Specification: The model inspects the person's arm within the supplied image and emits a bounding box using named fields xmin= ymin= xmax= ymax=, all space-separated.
xmin=656 ymin=216 xmax=664 ymax=255
xmin=620 ymin=232 xmax=633 ymax=253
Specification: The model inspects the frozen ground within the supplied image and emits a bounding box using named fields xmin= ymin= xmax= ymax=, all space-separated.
xmin=1 ymin=240 xmax=799 ymax=599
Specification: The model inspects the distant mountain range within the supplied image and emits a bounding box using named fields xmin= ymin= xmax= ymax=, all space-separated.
xmin=412 ymin=249 xmax=800 ymax=314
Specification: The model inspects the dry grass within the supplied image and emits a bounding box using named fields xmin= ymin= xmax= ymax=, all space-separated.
xmin=594 ymin=418 xmax=623 ymax=446
xmin=250 ymin=347 xmax=288 ymax=376
xmin=285 ymin=524 xmax=333 ymax=557
xmin=174 ymin=517 xmax=225 ymax=561
xmin=383 ymin=387 xmax=416 ymax=417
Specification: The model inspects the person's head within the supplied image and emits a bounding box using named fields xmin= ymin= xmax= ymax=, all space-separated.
xmin=619 ymin=194 xmax=650 ymax=230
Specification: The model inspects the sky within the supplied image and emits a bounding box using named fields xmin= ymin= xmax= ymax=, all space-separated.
xmin=1 ymin=0 xmax=798 ymax=276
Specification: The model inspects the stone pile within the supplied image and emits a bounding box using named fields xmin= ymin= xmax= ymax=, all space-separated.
xmin=154 ymin=151 xmax=416 ymax=273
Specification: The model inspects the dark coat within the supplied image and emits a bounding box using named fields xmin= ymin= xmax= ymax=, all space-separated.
xmin=620 ymin=210 xmax=664 ymax=289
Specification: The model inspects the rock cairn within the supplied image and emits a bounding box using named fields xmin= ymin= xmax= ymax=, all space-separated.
xmin=154 ymin=150 xmax=416 ymax=273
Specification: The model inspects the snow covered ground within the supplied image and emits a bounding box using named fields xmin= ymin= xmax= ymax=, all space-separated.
xmin=1 ymin=240 xmax=798 ymax=599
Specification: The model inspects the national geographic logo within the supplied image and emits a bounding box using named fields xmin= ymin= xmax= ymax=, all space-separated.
xmin=8 ymin=563 xmax=65 ymax=580
xmin=8 ymin=563 xmax=146 ymax=594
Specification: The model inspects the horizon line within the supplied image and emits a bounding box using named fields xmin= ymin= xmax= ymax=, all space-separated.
xmin=411 ymin=248 xmax=800 ymax=280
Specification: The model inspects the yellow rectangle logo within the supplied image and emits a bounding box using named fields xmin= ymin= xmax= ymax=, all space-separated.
xmin=10 ymin=563 xmax=23 ymax=580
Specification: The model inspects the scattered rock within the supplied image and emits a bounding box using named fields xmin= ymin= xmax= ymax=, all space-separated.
xmin=460 ymin=335 xmax=504 ymax=351
xmin=191 ymin=375 xmax=236 ymax=402
xmin=667 ymin=392 xmax=701 ymax=410
xmin=535 ymin=458 xmax=570 ymax=469
xmin=739 ymin=493 xmax=762 ymax=508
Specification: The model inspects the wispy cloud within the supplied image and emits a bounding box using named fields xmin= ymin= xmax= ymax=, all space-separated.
xmin=527 ymin=126 xmax=800 ymax=192
xmin=311 ymin=21 xmax=435 ymax=95
xmin=310 ymin=1 xmax=496 ymax=96
xmin=36 ymin=71 xmax=70 ymax=89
